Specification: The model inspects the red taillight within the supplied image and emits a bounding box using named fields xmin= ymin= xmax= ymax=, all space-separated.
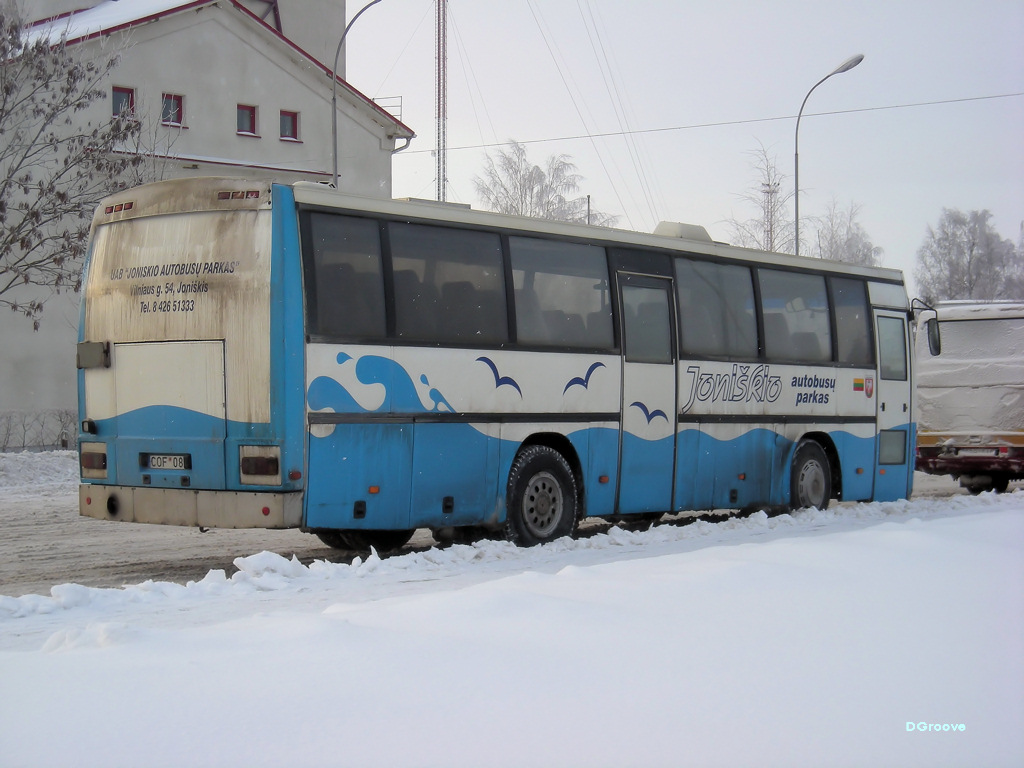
xmin=241 ymin=456 xmax=279 ymax=476
xmin=80 ymin=452 xmax=107 ymax=471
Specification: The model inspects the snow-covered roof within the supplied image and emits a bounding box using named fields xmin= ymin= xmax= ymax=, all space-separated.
xmin=27 ymin=0 xmax=414 ymax=138
xmin=929 ymin=301 xmax=1024 ymax=322
xmin=29 ymin=1 xmax=207 ymax=46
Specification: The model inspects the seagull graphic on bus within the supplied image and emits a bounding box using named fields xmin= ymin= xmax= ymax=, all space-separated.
xmin=475 ymin=356 xmax=523 ymax=397
xmin=563 ymin=361 xmax=606 ymax=395
xmin=630 ymin=401 xmax=669 ymax=424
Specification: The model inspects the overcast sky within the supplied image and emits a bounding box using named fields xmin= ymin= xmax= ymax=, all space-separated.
xmin=343 ymin=0 xmax=1024 ymax=295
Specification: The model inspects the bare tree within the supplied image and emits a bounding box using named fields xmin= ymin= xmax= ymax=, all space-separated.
xmin=0 ymin=3 xmax=141 ymax=328
xmin=915 ymin=208 xmax=1022 ymax=302
xmin=726 ymin=142 xmax=795 ymax=254
xmin=813 ymin=198 xmax=883 ymax=266
xmin=474 ymin=140 xmax=617 ymax=226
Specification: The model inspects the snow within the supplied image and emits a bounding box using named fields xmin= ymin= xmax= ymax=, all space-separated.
xmin=2 ymin=452 xmax=1023 ymax=767
xmin=29 ymin=1 xmax=200 ymax=44
xmin=915 ymin=305 xmax=1024 ymax=434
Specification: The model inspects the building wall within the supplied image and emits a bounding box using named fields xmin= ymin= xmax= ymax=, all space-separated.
xmin=2 ymin=0 xmax=408 ymax=418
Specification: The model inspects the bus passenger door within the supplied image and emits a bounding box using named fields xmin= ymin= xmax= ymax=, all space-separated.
xmin=617 ymin=275 xmax=677 ymax=513
xmin=873 ymin=310 xmax=914 ymax=501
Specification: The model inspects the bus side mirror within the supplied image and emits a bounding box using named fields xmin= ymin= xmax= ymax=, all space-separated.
xmin=926 ymin=317 xmax=941 ymax=356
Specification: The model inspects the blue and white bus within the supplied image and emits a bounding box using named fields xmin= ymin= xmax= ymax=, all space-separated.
xmin=77 ymin=177 xmax=914 ymax=549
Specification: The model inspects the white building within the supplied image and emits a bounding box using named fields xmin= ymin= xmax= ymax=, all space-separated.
xmin=1 ymin=0 xmax=415 ymax=427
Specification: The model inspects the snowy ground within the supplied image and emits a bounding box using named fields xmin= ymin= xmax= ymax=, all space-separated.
xmin=1 ymin=453 xmax=1022 ymax=767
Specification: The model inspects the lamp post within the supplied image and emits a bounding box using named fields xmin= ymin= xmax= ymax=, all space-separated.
xmin=793 ymin=53 xmax=863 ymax=256
xmin=333 ymin=0 xmax=385 ymax=188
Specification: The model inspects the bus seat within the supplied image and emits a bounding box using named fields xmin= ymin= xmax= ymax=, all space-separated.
xmin=680 ymin=304 xmax=719 ymax=355
xmin=440 ymin=281 xmax=478 ymax=339
xmin=763 ymin=314 xmax=792 ymax=358
xmin=586 ymin=309 xmax=612 ymax=346
xmin=564 ymin=313 xmax=586 ymax=345
xmin=317 ymin=262 xmax=363 ymax=336
xmin=543 ymin=310 xmax=568 ymax=343
xmin=515 ymin=289 xmax=546 ymax=343
xmin=792 ymin=332 xmax=823 ymax=361
xmin=394 ymin=269 xmax=437 ymax=338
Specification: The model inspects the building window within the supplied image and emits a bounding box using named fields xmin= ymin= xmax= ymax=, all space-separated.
xmin=111 ymin=86 xmax=135 ymax=118
xmin=236 ymin=104 xmax=258 ymax=135
xmin=280 ymin=110 xmax=299 ymax=140
xmin=161 ymin=93 xmax=184 ymax=126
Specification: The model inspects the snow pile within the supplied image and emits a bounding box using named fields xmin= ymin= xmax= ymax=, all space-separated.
xmin=1 ymin=449 xmax=1022 ymax=766
xmin=2 ymin=488 xmax=1020 ymax=621
xmin=2 ymin=500 xmax=1022 ymax=767
xmin=0 ymin=449 xmax=78 ymax=496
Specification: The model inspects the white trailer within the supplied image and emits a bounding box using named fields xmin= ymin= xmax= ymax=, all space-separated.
xmin=915 ymin=301 xmax=1024 ymax=493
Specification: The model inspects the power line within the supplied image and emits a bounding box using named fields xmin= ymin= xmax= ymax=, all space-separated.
xmin=400 ymin=91 xmax=1024 ymax=156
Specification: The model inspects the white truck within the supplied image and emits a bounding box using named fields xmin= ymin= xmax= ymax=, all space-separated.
xmin=915 ymin=301 xmax=1024 ymax=493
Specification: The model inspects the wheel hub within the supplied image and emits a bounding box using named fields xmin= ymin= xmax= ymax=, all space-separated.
xmin=523 ymin=471 xmax=562 ymax=537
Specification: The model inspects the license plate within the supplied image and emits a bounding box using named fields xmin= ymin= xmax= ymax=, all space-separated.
xmin=147 ymin=454 xmax=190 ymax=471
xmin=958 ymin=448 xmax=996 ymax=456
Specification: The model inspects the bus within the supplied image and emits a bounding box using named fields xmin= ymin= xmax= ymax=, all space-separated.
xmin=915 ymin=301 xmax=1024 ymax=493
xmin=77 ymin=177 xmax=914 ymax=549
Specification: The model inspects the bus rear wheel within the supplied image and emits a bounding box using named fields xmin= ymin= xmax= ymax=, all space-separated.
xmin=505 ymin=445 xmax=579 ymax=547
xmin=790 ymin=440 xmax=831 ymax=511
xmin=315 ymin=529 xmax=415 ymax=553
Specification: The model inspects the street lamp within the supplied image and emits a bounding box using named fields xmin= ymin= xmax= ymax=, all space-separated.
xmin=793 ymin=53 xmax=864 ymax=256
xmin=332 ymin=0 xmax=385 ymax=188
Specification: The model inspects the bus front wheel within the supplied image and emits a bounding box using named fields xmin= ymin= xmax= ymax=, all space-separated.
xmin=505 ymin=445 xmax=579 ymax=546
xmin=790 ymin=440 xmax=831 ymax=511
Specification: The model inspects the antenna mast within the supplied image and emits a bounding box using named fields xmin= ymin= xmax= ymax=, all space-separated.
xmin=435 ymin=0 xmax=447 ymax=201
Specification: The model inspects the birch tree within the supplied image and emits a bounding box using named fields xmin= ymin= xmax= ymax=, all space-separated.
xmin=915 ymin=209 xmax=1021 ymax=302
xmin=1 ymin=3 xmax=141 ymax=328
xmin=474 ymin=140 xmax=617 ymax=226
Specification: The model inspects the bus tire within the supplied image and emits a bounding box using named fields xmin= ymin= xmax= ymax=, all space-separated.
xmin=505 ymin=445 xmax=579 ymax=546
xmin=315 ymin=530 xmax=353 ymax=550
xmin=315 ymin=529 xmax=414 ymax=552
xmin=790 ymin=440 xmax=831 ymax=511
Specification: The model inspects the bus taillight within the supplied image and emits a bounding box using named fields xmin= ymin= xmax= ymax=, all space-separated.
xmin=80 ymin=443 xmax=108 ymax=480
xmin=241 ymin=456 xmax=279 ymax=475
xmin=239 ymin=446 xmax=282 ymax=485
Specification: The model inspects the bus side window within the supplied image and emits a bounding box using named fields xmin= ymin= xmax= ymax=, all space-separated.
xmin=877 ymin=316 xmax=908 ymax=380
xmin=831 ymin=277 xmax=873 ymax=366
xmin=390 ymin=222 xmax=507 ymax=345
xmin=306 ymin=213 xmax=386 ymax=339
xmin=675 ymin=259 xmax=757 ymax=359
xmin=509 ymin=237 xmax=612 ymax=350
xmin=759 ymin=269 xmax=831 ymax=363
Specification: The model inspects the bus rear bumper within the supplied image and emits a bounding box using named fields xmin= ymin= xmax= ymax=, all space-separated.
xmin=79 ymin=485 xmax=303 ymax=529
